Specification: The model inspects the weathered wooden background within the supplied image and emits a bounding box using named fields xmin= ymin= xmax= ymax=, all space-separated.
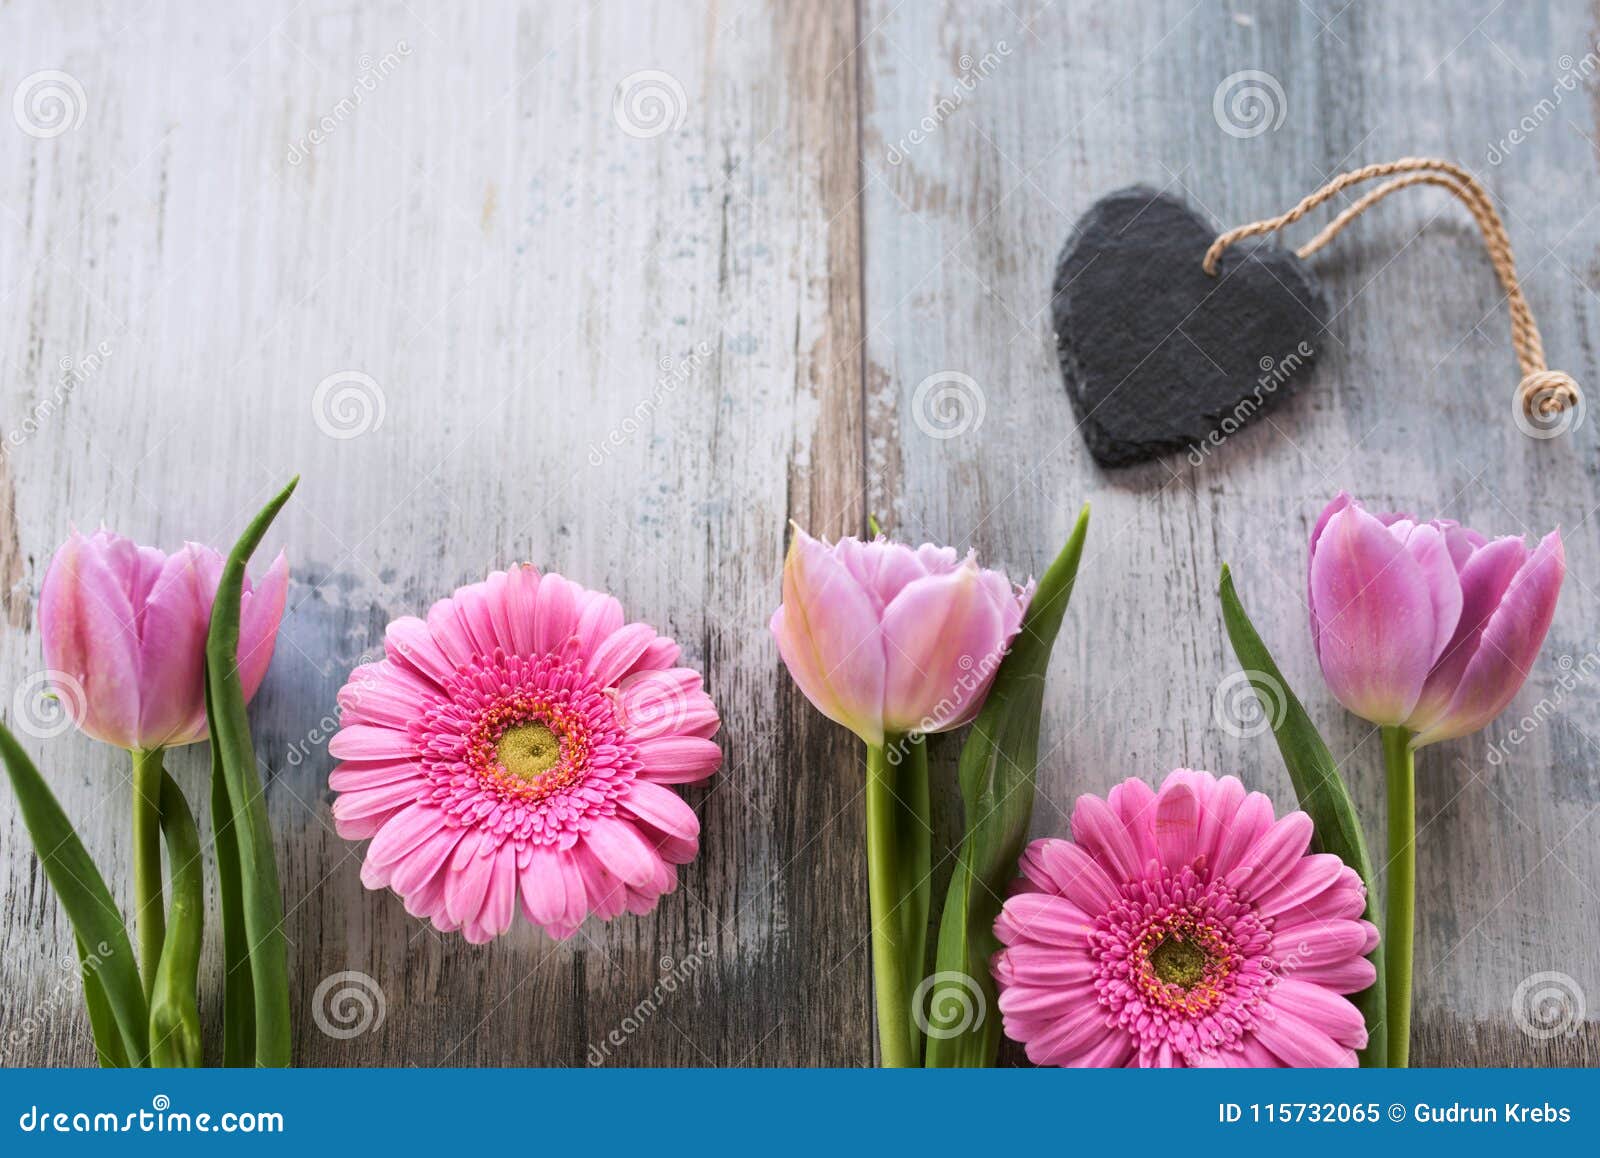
xmin=2 ymin=0 xmax=1597 ymax=1067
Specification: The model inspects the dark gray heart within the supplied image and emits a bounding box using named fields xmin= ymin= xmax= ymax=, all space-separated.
xmin=1052 ymin=186 xmax=1328 ymax=468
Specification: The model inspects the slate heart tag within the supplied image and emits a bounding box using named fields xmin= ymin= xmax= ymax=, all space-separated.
xmin=1052 ymin=186 xmax=1329 ymax=468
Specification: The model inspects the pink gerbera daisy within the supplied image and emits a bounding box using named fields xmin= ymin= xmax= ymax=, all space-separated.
xmin=328 ymin=565 xmax=721 ymax=943
xmin=992 ymin=770 xmax=1377 ymax=1067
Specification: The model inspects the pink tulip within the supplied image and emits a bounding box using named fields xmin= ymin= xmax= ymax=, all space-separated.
xmin=39 ymin=529 xmax=290 ymax=750
xmin=770 ymin=527 xmax=1031 ymax=744
xmin=1308 ymin=493 xmax=1563 ymax=747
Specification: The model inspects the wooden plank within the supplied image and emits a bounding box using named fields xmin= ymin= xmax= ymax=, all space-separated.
xmin=3 ymin=0 xmax=1598 ymax=1069
xmin=0 ymin=0 xmax=868 ymax=1066
xmin=858 ymin=0 xmax=1599 ymax=1065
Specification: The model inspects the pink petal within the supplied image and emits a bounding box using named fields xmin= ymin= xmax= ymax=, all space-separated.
xmin=1285 ymin=956 xmax=1377 ymax=994
xmin=585 ymin=816 xmax=663 ymax=888
xmin=1250 ymin=1005 xmax=1357 ymax=1067
xmin=366 ymin=803 xmax=445 ymax=867
xmin=1405 ymin=535 xmax=1527 ymax=733
xmin=1107 ymin=777 xmax=1159 ymax=870
xmin=132 ymin=544 xmax=218 ymax=746
xmin=634 ymin=736 xmax=722 ymax=783
xmin=574 ymin=589 xmax=625 ymax=657
xmin=585 ymin=622 xmax=657 ymax=688
xmin=1411 ymin=530 xmax=1564 ymax=745
xmin=1070 ymin=794 xmax=1142 ymax=883
xmin=329 ymin=723 xmax=416 ymax=761
xmin=518 ymin=846 xmax=568 ymax=927
xmin=1021 ymin=1004 xmax=1115 ymax=1066
xmin=384 ymin=616 xmax=455 ymax=685
xmin=621 ymin=781 xmax=701 ymax=840
xmin=426 ymin=596 xmax=480 ymax=668
xmin=1208 ymin=791 xmax=1274 ymax=877
xmin=444 ymin=832 xmax=495 ymax=924
xmin=879 ymin=562 xmax=1008 ymax=734
xmin=1152 ymin=777 xmax=1200 ymax=871
xmin=475 ymin=843 xmax=519 ymax=939
xmin=1253 ymin=852 xmax=1349 ymax=919
xmin=995 ymin=893 xmax=1095 ymax=948
xmin=1269 ymin=979 xmax=1368 ymax=1049
xmin=337 ymin=660 xmax=434 ymax=728
xmin=1272 ymin=919 xmax=1370 ymax=968
xmin=328 ymin=760 xmax=421 ymax=792
xmin=1308 ymin=503 xmax=1440 ymax=724
xmin=331 ymin=779 xmax=421 ymax=821
xmin=389 ymin=826 xmax=465 ymax=897
xmin=992 ymin=945 xmax=1096 ymax=988
xmin=574 ymin=846 xmax=628 ymax=920
xmin=235 ymin=549 xmax=289 ymax=704
xmin=1192 ymin=773 xmax=1246 ymax=867
xmin=1225 ymin=811 xmax=1313 ymax=898
xmin=38 ymin=530 xmax=143 ymax=748
xmin=530 ymin=571 xmax=576 ymax=655
xmin=770 ymin=529 xmax=887 ymax=745
xmin=1017 ymin=838 xmax=1120 ymax=913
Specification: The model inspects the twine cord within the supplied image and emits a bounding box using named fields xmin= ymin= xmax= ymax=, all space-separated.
xmin=1203 ymin=157 xmax=1579 ymax=422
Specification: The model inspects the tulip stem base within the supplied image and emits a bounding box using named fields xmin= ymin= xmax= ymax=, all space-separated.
xmin=131 ymin=748 xmax=167 ymax=1001
xmin=1382 ymin=726 xmax=1415 ymax=1069
xmin=865 ymin=739 xmax=918 ymax=1068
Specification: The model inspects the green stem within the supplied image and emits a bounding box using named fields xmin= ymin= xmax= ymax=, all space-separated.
xmin=1382 ymin=726 xmax=1415 ymax=1069
xmin=149 ymin=772 xmax=203 ymax=1068
xmin=865 ymin=740 xmax=915 ymax=1068
xmin=897 ymin=737 xmax=932 ymax=1061
xmin=130 ymin=748 xmax=166 ymax=1001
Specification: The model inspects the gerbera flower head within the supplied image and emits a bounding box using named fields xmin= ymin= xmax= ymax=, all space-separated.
xmin=992 ymin=770 xmax=1376 ymax=1067
xmin=329 ymin=566 xmax=721 ymax=943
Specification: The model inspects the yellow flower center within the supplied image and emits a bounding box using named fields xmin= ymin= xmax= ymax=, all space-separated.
xmin=496 ymin=722 xmax=563 ymax=781
xmin=1149 ymin=934 xmax=1209 ymax=990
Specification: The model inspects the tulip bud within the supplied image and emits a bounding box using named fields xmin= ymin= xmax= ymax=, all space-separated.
xmin=39 ymin=530 xmax=289 ymax=750
xmin=769 ymin=527 xmax=1030 ymax=745
xmin=1307 ymin=494 xmax=1563 ymax=747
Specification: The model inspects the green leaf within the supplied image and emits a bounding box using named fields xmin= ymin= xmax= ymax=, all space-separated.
xmin=924 ymin=504 xmax=1089 ymax=1067
xmin=0 ymin=722 xmax=149 ymax=1065
xmin=1217 ymin=564 xmax=1387 ymax=1067
xmin=206 ymin=477 xmax=297 ymax=1067
xmin=77 ymin=935 xmax=130 ymax=1068
xmin=148 ymin=772 xmax=203 ymax=1067
xmin=209 ymin=673 xmax=255 ymax=1067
